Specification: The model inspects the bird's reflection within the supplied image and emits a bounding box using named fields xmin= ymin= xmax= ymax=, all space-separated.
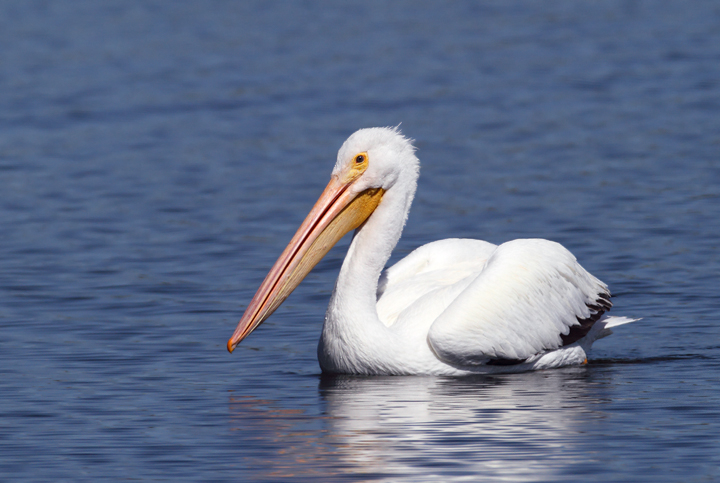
xmin=229 ymin=368 xmax=612 ymax=481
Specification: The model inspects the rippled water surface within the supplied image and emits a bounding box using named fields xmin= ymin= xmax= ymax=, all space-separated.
xmin=2 ymin=1 xmax=719 ymax=481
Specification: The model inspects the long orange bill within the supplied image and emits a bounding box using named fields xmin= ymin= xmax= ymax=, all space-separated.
xmin=227 ymin=176 xmax=384 ymax=353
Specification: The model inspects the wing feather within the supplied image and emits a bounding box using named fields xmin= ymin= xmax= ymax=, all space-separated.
xmin=376 ymin=239 xmax=497 ymax=327
xmin=427 ymin=239 xmax=610 ymax=366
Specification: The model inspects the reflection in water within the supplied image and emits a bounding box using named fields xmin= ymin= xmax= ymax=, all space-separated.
xmin=229 ymin=369 xmax=612 ymax=481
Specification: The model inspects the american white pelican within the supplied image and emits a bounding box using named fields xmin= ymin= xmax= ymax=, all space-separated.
xmin=227 ymin=127 xmax=636 ymax=375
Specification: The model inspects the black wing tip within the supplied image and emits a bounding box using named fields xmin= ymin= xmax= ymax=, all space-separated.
xmin=560 ymin=291 xmax=613 ymax=347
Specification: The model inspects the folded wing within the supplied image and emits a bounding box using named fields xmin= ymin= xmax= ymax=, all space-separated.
xmin=376 ymin=239 xmax=497 ymax=328
xmin=426 ymin=239 xmax=612 ymax=366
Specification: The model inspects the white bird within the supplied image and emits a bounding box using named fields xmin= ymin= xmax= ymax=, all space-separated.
xmin=227 ymin=127 xmax=636 ymax=375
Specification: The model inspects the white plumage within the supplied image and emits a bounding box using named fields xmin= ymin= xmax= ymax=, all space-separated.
xmin=228 ymin=127 xmax=637 ymax=375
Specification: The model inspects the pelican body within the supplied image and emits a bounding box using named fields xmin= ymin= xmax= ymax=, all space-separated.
xmin=228 ymin=127 xmax=636 ymax=375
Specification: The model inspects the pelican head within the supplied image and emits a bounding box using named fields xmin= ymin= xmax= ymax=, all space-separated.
xmin=228 ymin=127 xmax=418 ymax=352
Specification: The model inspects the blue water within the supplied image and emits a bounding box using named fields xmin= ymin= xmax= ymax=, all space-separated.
xmin=1 ymin=1 xmax=719 ymax=481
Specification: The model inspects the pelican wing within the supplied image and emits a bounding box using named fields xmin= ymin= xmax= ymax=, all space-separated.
xmin=376 ymin=239 xmax=498 ymax=327
xmin=426 ymin=239 xmax=611 ymax=366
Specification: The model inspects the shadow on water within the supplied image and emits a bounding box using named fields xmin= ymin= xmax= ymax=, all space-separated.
xmin=228 ymin=368 xmax=618 ymax=481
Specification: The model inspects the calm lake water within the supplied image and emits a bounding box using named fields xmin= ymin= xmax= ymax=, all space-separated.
xmin=1 ymin=1 xmax=719 ymax=481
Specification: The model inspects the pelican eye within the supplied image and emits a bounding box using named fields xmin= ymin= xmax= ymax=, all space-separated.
xmin=342 ymin=151 xmax=369 ymax=183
